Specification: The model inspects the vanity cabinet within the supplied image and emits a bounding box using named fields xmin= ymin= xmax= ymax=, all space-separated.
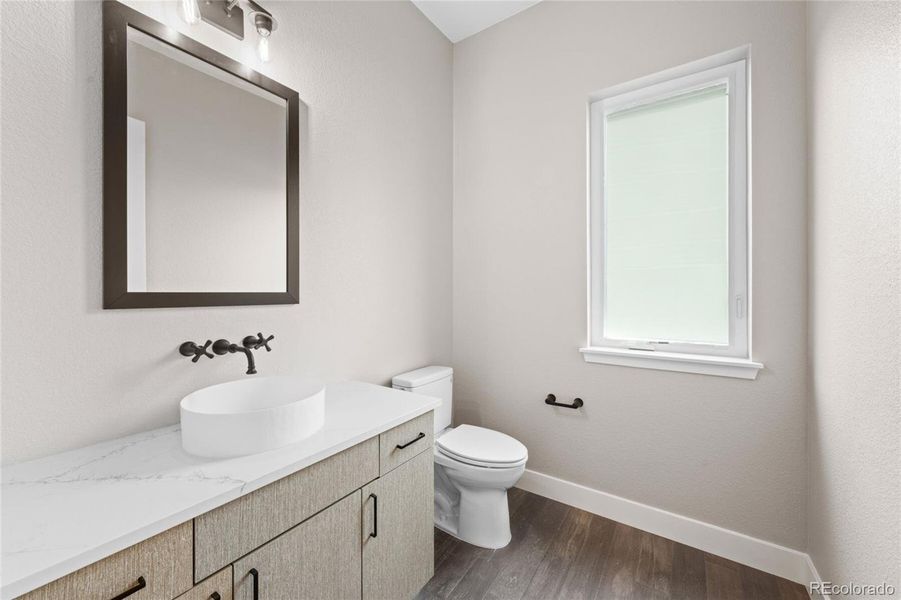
xmin=14 ymin=411 xmax=434 ymax=600
xmin=362 ymin=450 xmax=434 ymax=600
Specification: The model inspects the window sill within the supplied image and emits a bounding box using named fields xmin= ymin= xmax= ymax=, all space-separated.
xmin=579 ymin=347 xmax=763 ymax=379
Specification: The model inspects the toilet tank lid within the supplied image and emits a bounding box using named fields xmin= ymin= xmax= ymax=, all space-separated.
xmin=392 ymin=366 xmax=453 ymax=388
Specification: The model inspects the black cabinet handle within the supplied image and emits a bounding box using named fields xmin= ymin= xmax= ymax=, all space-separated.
xmin=210 ymin=593 xmax=221 ymax=600
xmin=396 ymin=432 xmax=425 ymax=450
xmin=545 ymin=394 xmax=583 ymax=409
xmin=110 ymin=576 xmax=146 ymax=600
xmin=369 ymin=493 xmax=378 ymax=538
xmin=249 ymin=568 xmax=259 ymax=600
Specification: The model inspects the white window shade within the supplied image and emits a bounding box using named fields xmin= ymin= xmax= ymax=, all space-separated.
xmin=604 ymin=84 xmax=729 ymax=345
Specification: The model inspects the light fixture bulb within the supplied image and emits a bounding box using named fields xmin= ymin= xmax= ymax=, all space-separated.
xmin=179 ymin=0 xmax=201 ymax=25
xmin=250 ymin=10 xmax=277 ymax=63
xmin=257 ymin=35 xmax=270 ymax=63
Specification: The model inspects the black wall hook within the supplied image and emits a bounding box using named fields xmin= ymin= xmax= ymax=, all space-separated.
xmin=545 ymin=394 xmax=584 ymax=409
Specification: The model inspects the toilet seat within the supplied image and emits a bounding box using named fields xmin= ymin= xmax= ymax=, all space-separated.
xmin=435 ymin=446 xmax=528 ymax=470
xmin=436 ymin=425 xmax=528 ymax=469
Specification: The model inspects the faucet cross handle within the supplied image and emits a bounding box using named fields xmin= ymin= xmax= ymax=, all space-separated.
xmin=179 ymin=340 xmax=214 ymax=363
xmin=243 ymin=332 xmax=274 ymax=352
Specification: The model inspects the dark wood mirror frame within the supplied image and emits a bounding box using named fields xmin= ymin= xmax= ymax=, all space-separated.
xmin=102 ymin=1 xmax=299 ymax=309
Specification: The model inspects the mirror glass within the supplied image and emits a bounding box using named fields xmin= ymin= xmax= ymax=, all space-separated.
xmin=125 ymin=27 xmax=287 ymax=293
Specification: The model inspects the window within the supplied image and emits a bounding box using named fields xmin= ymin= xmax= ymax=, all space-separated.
xmin=582 ymin=51 xmax=761 ymax=379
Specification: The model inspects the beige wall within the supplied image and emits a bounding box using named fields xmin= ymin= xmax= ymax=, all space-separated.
xmin=0 ymin=0 xmax=453 ymax=463
xmin=807 ymin=0 xmax=901 ymax=591
xmin=453 ymin=1 xmax=808 ymax=549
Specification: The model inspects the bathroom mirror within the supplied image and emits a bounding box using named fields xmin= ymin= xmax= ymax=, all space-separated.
xmin=103 ymin=2 xmax=299 ymax=308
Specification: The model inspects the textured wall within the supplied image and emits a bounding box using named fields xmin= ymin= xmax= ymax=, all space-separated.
xmin=0 ymin=0 xmax=453 ymax=463
xmin=453 ymin=1 xmax=808 ymax=549
xmin=807 ymin=0 xmax=901 ymax=591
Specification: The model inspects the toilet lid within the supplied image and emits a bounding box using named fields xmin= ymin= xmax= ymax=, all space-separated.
xmin=436 ymin=425 xmax=528 ymax=466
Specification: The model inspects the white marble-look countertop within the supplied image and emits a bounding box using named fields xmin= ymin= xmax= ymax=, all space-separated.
xmin=1 ymin=382 xmax=440 ymax=599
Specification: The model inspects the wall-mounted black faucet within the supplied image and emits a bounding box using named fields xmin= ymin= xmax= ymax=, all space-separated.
xmin=179 ymin=333 xmax=275 ymax=375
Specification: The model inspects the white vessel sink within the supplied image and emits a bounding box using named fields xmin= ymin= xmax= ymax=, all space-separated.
xmin=180 ymin=376 xmax=326 ymax=458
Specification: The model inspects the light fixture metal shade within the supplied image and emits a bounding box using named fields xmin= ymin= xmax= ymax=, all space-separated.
xmin=250 ymin=11 xmax=278 ymax=36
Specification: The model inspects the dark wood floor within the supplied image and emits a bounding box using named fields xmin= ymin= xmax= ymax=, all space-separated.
xmin=417 ymin=488 xmax=809 ymax=600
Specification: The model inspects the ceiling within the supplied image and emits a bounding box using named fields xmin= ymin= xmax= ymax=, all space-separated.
xmin=411 ymin=0 xmax=542 ymax=43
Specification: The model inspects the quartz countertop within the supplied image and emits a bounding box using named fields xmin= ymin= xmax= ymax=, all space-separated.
xmin=1 ymin=381 xmax=440 ymax=599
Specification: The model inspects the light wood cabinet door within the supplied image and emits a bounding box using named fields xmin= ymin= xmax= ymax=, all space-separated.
xmin=232 ymin=492 xmax=361 ymax=600
xmin=362 ymin=450 xmax=434 ymax=600
xmin=17 ymin=521 xmax=192 ymax=600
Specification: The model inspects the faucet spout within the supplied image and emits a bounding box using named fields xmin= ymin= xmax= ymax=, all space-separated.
xmin=212 ymin=339 xmax=257 ymax=375
xmin=235 ymin=345 xmax=257 ymax=375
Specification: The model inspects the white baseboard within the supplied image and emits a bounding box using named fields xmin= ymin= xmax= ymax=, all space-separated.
xmin=805 ymin=555 xmax=829 ymax=600
xmin=516 ymin=469 xmax=818 ymax=588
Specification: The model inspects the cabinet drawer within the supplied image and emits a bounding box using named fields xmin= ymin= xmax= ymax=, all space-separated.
xmin=380 ymin=411 xmax=433 ymax=475
xmin=175 ymin=567 xmax=232 ymax=600
xmin=17 ymin=521 xmax=192 ymax=600
xmin=194 ymin=438 xmax=378 ymax=581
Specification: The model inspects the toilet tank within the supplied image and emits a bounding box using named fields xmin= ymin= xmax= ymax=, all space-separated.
xmin=392 ymin=366 xmax=453 ymax=433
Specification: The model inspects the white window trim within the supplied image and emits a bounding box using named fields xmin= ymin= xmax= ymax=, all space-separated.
xmin=583 ymin=48 xmax=762 ymax=379
xmin=579 ymin=347 xmax=763 ymax=380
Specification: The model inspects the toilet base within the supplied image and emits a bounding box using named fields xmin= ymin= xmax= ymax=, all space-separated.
xmin=456 ymin=486 xmax=512 ymax=549
xmin=435 ymin=486 xmax=513 ymax=549
xmin=434 ymin=452 xmax=525 ymax=550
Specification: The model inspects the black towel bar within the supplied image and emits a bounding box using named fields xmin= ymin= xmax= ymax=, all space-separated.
xmin=545 ymin=394 xmax=583 ymax=409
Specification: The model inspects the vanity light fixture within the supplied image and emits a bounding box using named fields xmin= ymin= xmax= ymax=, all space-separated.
xmin=178 ymin=0 xmax=202 ymax=25
xmin=248 ymin=2 xmax=277 ymax=63
xmin=178 ymin=0 xmax=278 ymax=62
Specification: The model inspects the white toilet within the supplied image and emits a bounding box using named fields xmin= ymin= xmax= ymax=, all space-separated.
xmin=392 ymin=366 xmax=528 ymax=549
